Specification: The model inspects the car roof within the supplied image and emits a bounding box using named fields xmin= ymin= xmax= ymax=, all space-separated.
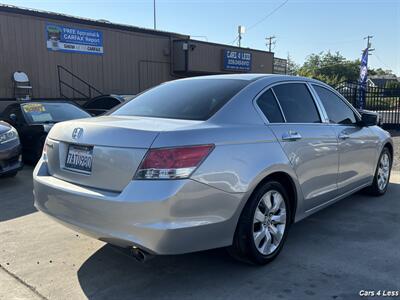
xmin=177 ymin=73 xmax=324 ymax=84
xmin=178 ymin=73 xmax=267 ymax=81
xmin=6 ymin=100 xmax=81 ymax=109
xmin=17 ymin=100 xmax=76 ymax=104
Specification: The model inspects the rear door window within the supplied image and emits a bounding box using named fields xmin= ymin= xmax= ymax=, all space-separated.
xmin=256 ymin=89 xmax=284 ymax=123
xmin=313 ymin=85 xmax=357 ymax=125
xmin=273 ymin=83 xmax=321 ymax=123
xmin=112 ymin=79 xmax=249 ymax=121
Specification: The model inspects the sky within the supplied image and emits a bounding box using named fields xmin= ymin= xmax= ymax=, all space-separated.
xmin=2 ymin=0 xmax=400 ymax=75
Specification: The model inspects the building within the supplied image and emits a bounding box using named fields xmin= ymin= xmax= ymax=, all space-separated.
xmin=367 ymin=74 xmax=400 ymax=88
xmin=0 ymin=5 xmax=275 ymax=103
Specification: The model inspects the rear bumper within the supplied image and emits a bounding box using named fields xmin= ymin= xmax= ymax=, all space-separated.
xmin=33 ymin=159 xmax=244 ymax=255
xmin=0 ymin=141 xmax=23 ymax=175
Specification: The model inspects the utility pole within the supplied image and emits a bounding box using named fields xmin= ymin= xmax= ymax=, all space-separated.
xmin=363 ymin=35 xmax=375 ymax=54
xmin=153 ymin=0 xmax=156 ymax=30
xmin=238 ymin=26 xmax=245 ymax=47
xmin=358 ymin=35 xmax=374 ymax=109
xmin=266 ymin=36 xmax=276 ymax=52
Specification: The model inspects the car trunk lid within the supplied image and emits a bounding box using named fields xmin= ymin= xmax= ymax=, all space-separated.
xmin=45 ymin=116 xmax=201 ymax=191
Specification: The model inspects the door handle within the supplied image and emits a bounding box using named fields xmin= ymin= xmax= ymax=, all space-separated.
xmin=338 ymin=132 xmax=350 ymax=140
xmin=282 ymin=131 xmax=302 ymax=141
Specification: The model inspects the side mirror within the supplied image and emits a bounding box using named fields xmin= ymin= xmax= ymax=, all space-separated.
xmin=9 ymin=113 xmax=17 ymax=123
xmin=359 ymin=110 xmax=378 ymax=127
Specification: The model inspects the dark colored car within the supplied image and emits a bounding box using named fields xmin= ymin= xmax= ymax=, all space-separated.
xmin=83 ymin=94 xmax=135 ymax=116
xmin=0 ymin=121 xmax=23 ymax=177
xmin=2 ymin=101 xmax=91 ymax=164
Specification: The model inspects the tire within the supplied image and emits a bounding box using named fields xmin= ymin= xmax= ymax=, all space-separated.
xmin=365 ymin=147 xmax=392 ymax=196
xmin=229 ymin=180 xmax=291 ymax=265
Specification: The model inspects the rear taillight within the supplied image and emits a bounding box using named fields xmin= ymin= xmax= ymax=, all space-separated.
xmin=135 ymin=144 xmax=214 ymax=179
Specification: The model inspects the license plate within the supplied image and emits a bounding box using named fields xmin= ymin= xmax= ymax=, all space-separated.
xmin=65 ymin=145 xmax=93 ymax=174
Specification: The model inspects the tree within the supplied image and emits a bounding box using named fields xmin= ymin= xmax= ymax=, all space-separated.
xmin=286 ymin=53 xmax=299 ymax=75
xmin=298 ymin=51 xmax=360 ymax=86
xmin=369 ymin=68 xmax=394 ymax=76
xmin=288 ymin=51 xmax=396 ymax=87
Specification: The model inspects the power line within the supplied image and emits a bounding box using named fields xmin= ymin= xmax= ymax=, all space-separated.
xmin=247 ymin=0 xmax=289 ymax=32
xmin=230 ymin=36 xmax=239 ymax=45
xmin=228 ymin=0 xmax=289 ymax=45
xmin=373 ymin=51 xmax=392 ymax=70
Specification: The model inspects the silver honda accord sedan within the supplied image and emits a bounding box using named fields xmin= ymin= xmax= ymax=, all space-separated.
xmin=33 ymin=74 xmax=393 ymax=265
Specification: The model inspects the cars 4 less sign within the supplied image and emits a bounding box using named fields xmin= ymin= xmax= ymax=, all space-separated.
xmin=223 ymin=49 xmax=252 ymax=72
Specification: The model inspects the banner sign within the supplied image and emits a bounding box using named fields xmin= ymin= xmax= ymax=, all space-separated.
xmin=273 ymin=57 xmax=287 ymax=74
xmin=223 ymin=50 xmax=252 ymax=72
xmin=46 ymin=23 xmax=103 ymax=55
xmin=358 ymin=48 xmax=369 ymax=109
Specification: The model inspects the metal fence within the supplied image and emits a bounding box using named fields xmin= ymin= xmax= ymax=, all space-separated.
xmin=336 ymin=81 xmax=400 ymax=128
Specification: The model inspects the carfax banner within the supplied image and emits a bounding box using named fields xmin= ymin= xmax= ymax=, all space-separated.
xmin=46 ymin=23 xmax=103 ymax=55
xmin=223 ymin=49 xmax=252 ymax=72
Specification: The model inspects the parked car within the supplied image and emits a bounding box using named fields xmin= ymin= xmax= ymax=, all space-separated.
xmin=83 ymin=94 xmax=135 ymax=116
xmin=2 ymin=101 xmax=91 ymax=164
xmin=33 ymin=75 xmax=393 ymax=265
xmin=0 ymin=121 xmax=23 ymax=177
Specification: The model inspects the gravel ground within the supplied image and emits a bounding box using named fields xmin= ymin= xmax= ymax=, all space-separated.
xmin=389 ymin=130 xmax=400 ymax=172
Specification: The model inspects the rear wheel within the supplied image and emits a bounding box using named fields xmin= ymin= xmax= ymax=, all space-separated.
xmin=229 ymin=180 xmax=291 ymax=265
xmin=366 ymin=147 xmax=392 ymax=196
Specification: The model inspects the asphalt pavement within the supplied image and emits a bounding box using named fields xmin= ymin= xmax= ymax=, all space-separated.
xmin=0 ymin=167 xmax=399 ymax=300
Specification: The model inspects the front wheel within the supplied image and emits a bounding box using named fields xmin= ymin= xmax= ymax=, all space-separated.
xmin=229 ymin=180 xmax=291 ymax=265
xmin=366 ymin=147 xmax=392 ymax=196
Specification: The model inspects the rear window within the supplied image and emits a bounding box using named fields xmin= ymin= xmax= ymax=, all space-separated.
xmin=112 ymin=79 xmax=249 ymax=120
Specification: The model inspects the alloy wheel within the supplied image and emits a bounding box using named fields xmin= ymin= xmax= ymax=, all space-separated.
xmin=253 ymin=190 xmax=287 ymax=255
xmin=377 ymin=153 xmax=390 ymax=191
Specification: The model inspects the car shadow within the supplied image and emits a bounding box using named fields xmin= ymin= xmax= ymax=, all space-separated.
xmin=77 ymin=181 xmax=400 ymax=300
xmin=0 ymin=166 xmax=36 ymax=222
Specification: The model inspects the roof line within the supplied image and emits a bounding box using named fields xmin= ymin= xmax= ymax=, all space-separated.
xmin=187 ymin=38 xmax=274 ymax=55
xmin=0 ymin=4 xmax=189 ymax=39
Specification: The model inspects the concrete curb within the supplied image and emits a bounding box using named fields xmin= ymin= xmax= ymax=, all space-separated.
xmin=391 ymin=170 xmax=400 ymax=183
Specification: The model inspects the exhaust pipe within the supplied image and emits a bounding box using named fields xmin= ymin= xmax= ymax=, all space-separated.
xmin=130 ymin=246 xmax=153 ymax=263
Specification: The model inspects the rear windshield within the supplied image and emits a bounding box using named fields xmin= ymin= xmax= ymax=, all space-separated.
xmin=112 ymin=79 xmax=249 ymax=120
xmin=21 ymin=102 xmax=90 ymax=124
